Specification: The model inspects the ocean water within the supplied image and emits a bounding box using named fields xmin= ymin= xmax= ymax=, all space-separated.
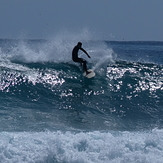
xmin=0 ymin=36 xmax=163 ymax=162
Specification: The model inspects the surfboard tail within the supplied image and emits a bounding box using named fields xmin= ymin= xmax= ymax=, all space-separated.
xmin=83 ymin=69 xmax=95 ymax=78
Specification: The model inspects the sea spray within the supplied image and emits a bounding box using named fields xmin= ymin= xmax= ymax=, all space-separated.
xmin=92 ymin=48 xmax=116 ymax=71
xmin=4 ymin=30 xmax=116 ymax=67
xmin=9 ymin=29 xmax=93 ymax=63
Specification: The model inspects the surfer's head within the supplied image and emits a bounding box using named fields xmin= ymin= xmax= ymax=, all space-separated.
xmin=77 ymin=42 xmax=82 ymax=48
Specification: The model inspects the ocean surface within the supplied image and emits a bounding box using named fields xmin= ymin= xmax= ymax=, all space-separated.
xmin=0 ymin=37 xmax=163 ymax=162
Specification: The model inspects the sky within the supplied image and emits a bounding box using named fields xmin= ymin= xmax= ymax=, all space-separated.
xmin=0 ymin=0 xmax=163 ymax=41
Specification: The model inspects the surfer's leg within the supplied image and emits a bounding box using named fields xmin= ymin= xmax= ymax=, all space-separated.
xmin=82 ymin=60 xmax=87 ymax=72
xmin=74 ymin=58 xmax=90 ymax=74
xmin=78 ymin=58 xmax=87 ymax=72
xmin=73 ymin=58 xmax=82 ymax=67
xmin=81 ymin=60 xmax=91 ymax=74
xmin=80 ymin=62 xmax=82 ymax=67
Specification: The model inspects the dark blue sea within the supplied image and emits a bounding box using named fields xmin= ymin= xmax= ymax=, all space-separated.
xmin=0 ymin=37 xmax=163 ymax=162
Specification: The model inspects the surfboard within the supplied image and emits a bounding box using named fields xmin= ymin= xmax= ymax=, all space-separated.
xmin=83 ymin=69 xmax=95 ymax=78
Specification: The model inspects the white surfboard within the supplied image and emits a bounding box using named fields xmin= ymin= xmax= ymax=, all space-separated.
xmin=83 ymin=69 xmax=95 ymax=78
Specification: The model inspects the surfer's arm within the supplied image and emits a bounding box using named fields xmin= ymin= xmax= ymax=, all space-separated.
xmin=80 ymin=48 xmax=91 ymax=58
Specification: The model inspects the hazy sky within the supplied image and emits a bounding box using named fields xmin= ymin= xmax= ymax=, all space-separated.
xmin=0 ymin=0 xmax=163 ymax=41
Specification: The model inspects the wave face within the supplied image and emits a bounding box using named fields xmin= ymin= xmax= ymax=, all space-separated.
xmin=0 ymin=38 xmax=163 ymax=162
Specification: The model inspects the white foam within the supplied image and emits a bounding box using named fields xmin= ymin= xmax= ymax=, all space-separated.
xmin=6 ymin=29 xmax=93 ymax=63
xmin=0 ymin=129 xmax=163 ymax=163
xmin=0 ymin=29 xmax=116 ymax=67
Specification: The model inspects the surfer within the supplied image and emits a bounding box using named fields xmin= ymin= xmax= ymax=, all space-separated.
xmin=72 ymin=42 xmax=91 ymax=74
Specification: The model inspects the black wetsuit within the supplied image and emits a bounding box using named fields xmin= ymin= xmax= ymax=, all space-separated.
xmin=72 ymin=45 xmax=88 ymax=72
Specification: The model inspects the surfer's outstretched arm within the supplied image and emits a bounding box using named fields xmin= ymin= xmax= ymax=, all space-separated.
xmin=80 ymin=48 xmax=91 ymax=58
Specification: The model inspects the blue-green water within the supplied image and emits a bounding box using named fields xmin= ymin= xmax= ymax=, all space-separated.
xmin=0 ymin=39 xmax=163 ymax=162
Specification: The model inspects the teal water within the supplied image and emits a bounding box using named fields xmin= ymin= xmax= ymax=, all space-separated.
xmin=0 ymin=39 xmax=163 ymax=162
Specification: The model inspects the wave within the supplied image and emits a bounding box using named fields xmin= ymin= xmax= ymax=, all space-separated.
xmin=1 ymin=60 xmax=162 ymax=95
xmin=1 ymin=35 xmax=163 ymax=162
xmin=1 ymin=38 xmax=163 ymax=131
xmin=1 ymin=59 xmax=163 ymax=131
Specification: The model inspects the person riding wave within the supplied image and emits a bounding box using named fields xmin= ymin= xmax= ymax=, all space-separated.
xmin=72 ymin=42 xmax=91 ymax=74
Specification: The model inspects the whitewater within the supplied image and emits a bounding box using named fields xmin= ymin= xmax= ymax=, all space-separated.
xmin=0 ymin=32 xmax=163 ymax=162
